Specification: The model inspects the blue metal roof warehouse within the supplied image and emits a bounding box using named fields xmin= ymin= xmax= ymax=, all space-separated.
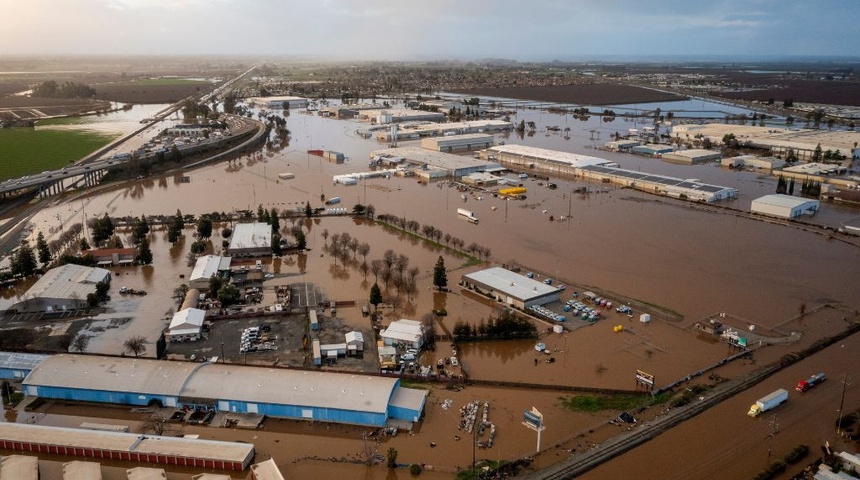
xmin=0 ymin=352 xmax=48 ymax=380
xmin=22 ymin=354 xmax=426 ymax=427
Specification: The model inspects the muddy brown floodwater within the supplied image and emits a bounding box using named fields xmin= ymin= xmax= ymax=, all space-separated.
xmin=5 ymin=104 xmax=860 ymax=479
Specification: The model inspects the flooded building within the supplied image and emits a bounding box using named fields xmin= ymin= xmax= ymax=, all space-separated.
xmin=751 ymin=194 xmax=819 ymax=219
xmin=126 ymin=467 xmax=167 ymax=480
xmin=376 ymin=119 xmax=513 ymax=141
xmin=167 ymin=308 xmax=206 ymax=342
xmin=604 ymin=139 xmax=641 ymax=151
xmin=189 ymin=255 xmax=232 ymax=290
xmin=363 ymin=108 xmax=445 ymax=124
xmin=661 ymin=149 xmax=721 ymax=165
xmin=631 ymin=144 xmax=675 ymax=157
xmin=4 ymin=264 xmax=111 ymax=314
xmin=380 ymin=319 xmax=426 ymax=349
xmin=579 ymin=165 xmax=737 ymax=202
xmin=481 ymin=144 xmax=616 ymax=170
xmin=250 ymin=458 xmax=285 ymax=480
xmin=0 ymin=423 xmax=254 ymax=471
xmin=462 ymin=267 xmax=560 ymax=309
xmin=0 ymin=455 xmax=38 ymax=480
xmin=370 ymin=147 xmax=501 ymax=180
xmin=257 ymin=96 xmax=309 ymax=110
xmin=63 ymin=460 xmax=102 ymax=479
xmin=86 ymin=247 xmax=137 ymax=267
xmin=22 ymin=354 xmax=427 ymax=428
xmin=420 ymin=133 xmax=494 ymax=152
xmin=227 ymin=223 xmax=272 ymax=258
xmin=0 ymin=351 xmax=49 ymax=380
xmin=721 ymin=154 xmax=786 ymax=171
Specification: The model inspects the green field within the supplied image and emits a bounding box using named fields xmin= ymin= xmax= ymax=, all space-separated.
xmin=0 ymin=128 xmax=119 ymax=180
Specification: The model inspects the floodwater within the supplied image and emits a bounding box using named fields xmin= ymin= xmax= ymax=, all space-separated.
xmin=4 ymin=98 xmax=860 ymax=478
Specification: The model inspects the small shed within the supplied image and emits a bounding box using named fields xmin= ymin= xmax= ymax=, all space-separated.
xmin=168 ymin=308 xmax=205 ymax=342
xmin=320 ymin=343 xmax=346 ymax=358
xmin=312 ymin=339 xmax=321 ymax=366
xmin=345 ymin=331 xmax=364 ymax=353
xmin=309 ymin=310 xmax=319 ymax=331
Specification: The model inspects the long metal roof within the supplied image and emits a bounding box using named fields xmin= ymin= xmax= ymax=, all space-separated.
xmin=24 ymin=354 xmax=200 ymax=396
xmin=182 ymin=365 xmax=399 ymax=414
xmin=0 ymin=351 xmax=49 ymax=371
xmin=0 ymin=423 xmax=253 ymax=463
xmin=751 ymin=194 xmax=818 ymax=209
xmin=463 ymin=267 xmax=559 ymax=301
xmin=580 ymin=165 xmax=732 ymax=194
xmin=19 ymin=264 xmax=111 ymax=302
xmin=190 ymin=255 xmax=228 ymax=282
xmin=228 ymin=223 xmax=271 ymax=250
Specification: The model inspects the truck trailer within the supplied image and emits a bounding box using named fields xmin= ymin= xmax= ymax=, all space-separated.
xmin=457 ymin=208 xmax=479 ymax=224
xmin=796 ymin=373 xmax=826 ymax=392
xmin=748 ymin=389 xmax=789 ymax=417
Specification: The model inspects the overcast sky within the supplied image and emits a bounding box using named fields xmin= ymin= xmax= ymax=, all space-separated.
xmin=2 ymin=0 xmax=857 ymax=59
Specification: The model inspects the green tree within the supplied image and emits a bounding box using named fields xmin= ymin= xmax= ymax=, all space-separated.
xmin=304 ymin=201 xmax=313 ymax=218
xmin=209 ymin=275 xmax=224 ymax=298
xmin=168 ymin=210 xmax=185 ymax=244
xmin=196 ymin=216 xmax=213 ymax=239
xmin=217 ymin=283 xmax=241 ymax=307
xmin=36 ymin=232 xmax=51 ymax=264
xmin=432 ymin=256 xmax=447 ymax=291
xmin=11 ymin=241 xmax=38 ymax=277
xmin=133 ymin=215 xmax=150 ymax=243
xmin=95 ymin=281 xmax=110 ymax=302
xmin=270 ymin=208 xmax=280 ymax=232
xmin=80 ymin=237 xmax=91 ymax=251
xmin=136 ymin=237 xmax=153 ymax=265
xmin=386 ymin=447 xmax=398 ymax=468
xmin=369 ymin=282 xmax=383 ymax=310
xmin=812 ymin=143 xmax=822 ymax=162
xmin=295 ymin=228 xmax=306 ymax=250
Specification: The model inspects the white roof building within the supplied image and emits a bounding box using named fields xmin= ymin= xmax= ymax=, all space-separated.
xmin=0 ymin=455 xmax=38 ymax=480
xmin=483 ymin=144 xmax=616 ymax=168
xmin=345 ymin=331 xmax=364 ymax=352
xmin=751 ymin=194 xmax=820 ymax=219
xmin=126 ymin=467 xmax=167 ymax=480
xmin=380 ymin=319 xmax=426 ymax=349
xmin=63 ymin=460 xmax=102 ymax=480
xmin=251 ymin=458 xmax=286 ymax=480
xmin=228 ymin=223 xmax=272 ymax=257
xmin=168 ymin=308 xmax=206 ymax=341
xmin=6 ymin=264 xmax=111 ymax=313
xmin=462 ymin=267 xmax=561 ymax=309
xmin=189 ymin=255 xmax=231 ymax=290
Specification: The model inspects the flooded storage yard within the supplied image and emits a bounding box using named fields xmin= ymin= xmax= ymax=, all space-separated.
xmin=2 ymin=96 xmax=859 ymax=479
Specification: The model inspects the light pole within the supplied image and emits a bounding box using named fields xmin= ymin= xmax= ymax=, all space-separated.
xmin=220 ymin=342 xmax=225 ymax=362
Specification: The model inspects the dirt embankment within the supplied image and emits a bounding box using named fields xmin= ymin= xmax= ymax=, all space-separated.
xmin=451 ymin=83 xmax=686 ymax=106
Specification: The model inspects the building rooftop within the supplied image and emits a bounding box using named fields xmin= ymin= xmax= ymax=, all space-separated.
xmin=752 ymin=194 xmax=818 ymax=209
xmin=673 ymin=123 xmax=860 ymax=153
xmin=229 ymin=223 xmax=272 ymax=251
xmin=783 ymin=162 xmax=845 ymax=175
xmin=388 ymin=386 xmax=428 ymax=412
xmin=126 ymin=467 xmax=167 ymax=480
xmin=371 ymin=147 xmax=500 ymax=174
xmin=463 ymin=267 xmax=559 ymax=301
xmin=486 ymin=144 xmax=615 ymax=168
xmin=190 ymin=255 xmax=230 ymax=283
xmin=580 ymin=165 xmax=734 ymax=194
xmin=250 ymin=459 xmax=285 ymax=480
xmin=63 ymin=460 xmax=102 ymax=479
xmin=169 ymin=308 xmax=206 ymax=335
xmin=19 ymin=264 xmax=111 ymax=302
xmin=404 ymin=119 xmax=512 ymax=135
xmin=664 ymin=149 xmax=720 ymax=158
xmin=0 ymin=351 xmax=49 ymax=372
xmin=0 ymin=455 xmax=38 ymax=480
xmin=0 ymin=423 xmax=253 ymax=465
xmin=181 ymin=365 xmax=400 ymax=415
xmin=24 ymin=354 xmax=200 ymax=397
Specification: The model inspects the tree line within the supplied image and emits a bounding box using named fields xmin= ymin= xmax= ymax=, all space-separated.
xmin=32 ymin=80 xmax=96 ymax=98
xmin=452 ymin=309 xmax=537 ymax=340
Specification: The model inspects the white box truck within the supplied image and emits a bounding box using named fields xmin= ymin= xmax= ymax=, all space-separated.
xmin=457 ymin=208 xmax=479 ymax=224
xmin=748 ymin=389 xmax=788 ymax=417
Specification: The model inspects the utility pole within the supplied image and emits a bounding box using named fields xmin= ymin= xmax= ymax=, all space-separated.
xmin=837 ymin=374 xmax=849 ymax=437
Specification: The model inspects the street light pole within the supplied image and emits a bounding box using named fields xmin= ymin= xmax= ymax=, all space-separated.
xmin=220 ymin=342 xmax=225 ymax=362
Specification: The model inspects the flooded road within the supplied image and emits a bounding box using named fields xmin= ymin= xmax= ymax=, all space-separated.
xmin=3 ymin=99 xmax=860 ymax=479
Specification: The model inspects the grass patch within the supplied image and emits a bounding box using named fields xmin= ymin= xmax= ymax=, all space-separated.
xmin=398 ymin=379 xmax=431 ymax=390
xmin=559 ymin=392 xmax=669 ymax=412
xmin=0 ymin=128 xmax=118 ymax=179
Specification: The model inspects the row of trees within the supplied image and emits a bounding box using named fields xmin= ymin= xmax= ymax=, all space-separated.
xmin=375 ymin=213 xmax=491 ymax=260
xmin=33 ymin=80 xmax=96 ymax=98
xmin=452 ymin=309 xmax=537 ymax=340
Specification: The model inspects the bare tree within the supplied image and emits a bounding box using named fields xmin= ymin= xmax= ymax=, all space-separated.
xmin=370 ymin=259 xmax=383 ymax=281
xmin=357 ymin=242 xmax=370 ymax=262
xmin=321 ymin=229 xmax=329 ymax=244
xmin=123 ymin=335 xmax=148 ymax=357
xmin=70 ymin=334 xmax=89 ymax=353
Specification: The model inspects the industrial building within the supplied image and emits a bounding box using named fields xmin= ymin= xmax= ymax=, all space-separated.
xmin=167 ymin=308 xmax=206 ymax=342
xmin=751 ymin=194 xmax=820 ymax=219
xmin=672 ymin=123 xmax=860 ymax=161
xmin=604 ymin=139 xmax=641 ymax=151
xmin=420 ymin=133 xmax=494 ymax=152
xmin=227 ymin=223 xmax=272 ymax=258
xmin=631 ymin=144 xmax=675 ymax=157
xmin=126 ymin=467 xmax=167 ymax=480
xmin=376 ymin=119 xmax=513 ymax=141
xmin=480 ymin=144 xmax=616 ymax=170
xmin=363 ymin=108 xmax=445 ymax=124
xmin=0 ymin=351 xmax=48 ymax=379
xmin=258 ymin=96 xmax=309 ymax=110
xmin=370 ymin=147 xmax=501 ymax=179
xmin=251 ymin=459 xmax=285 ymax=480
xmin=0 ymin=455 xmax=38 ymax=480
xmin=461 ymin=267 xmax=560 ymax=309
xmin=461 ymin=172 xmax=500 ymax=187
xmin=189 ymin=255 xmax=232 ymax=290
xmin=6 ymin=264 xmax=111 ymax=314
xmin=22 ymin=354 xmax=427 ymax=428
xmin=380 ymin=319 xmax=426 ymax=350
xmin=661 ymin=149 xmax=721 ymax=165
xmin=63 ymin=460 xmax=102 ymax=479
xmin=579 ymin=165 xmax=737 ymax=202
xmin=0 ymin=423 xmax=255 ymax=471
xmin=721 ymin=155 xmax=786 ymax=171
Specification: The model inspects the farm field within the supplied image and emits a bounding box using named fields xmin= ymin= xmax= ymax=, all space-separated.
xmin=94 ymin=78 xmax=215 ymax=103
xmin=452 ymin=83 xmax=686 ymax=106
xmin=0 ymin=128 xmax=118 ymax=179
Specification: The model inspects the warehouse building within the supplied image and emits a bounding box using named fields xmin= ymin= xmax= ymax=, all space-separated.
xmin=0 ymin=423 xmax=254 ymax=471
xmin=673 ymin=123 xmax=860 ymax=161
xmin=22 ymin=355 xmax=426 ymax=428
xmin=251 ymin=459 xmax=285 ymax=480
xmin=380 ymin=319 xmax=426 ymax=350
xmin=86 ymin=248 xmax=137 ymax=267
xmin=363 ymin=108 xmax=445 ymax=124
xmin=721 ymin=155 xmax=786 ymax=171
xmin=579 ymin=165 xmax=737 ymax=202
xmin=376 ymin=120 xmax=513 ymax=141
xmin=632 ymin=144 xmax=675 ymax=157
xmin=461 ymin=267 xmax=560 ymax=309
xmin=127 ymin=467 xmax=167 ymax=480
xmin=751 ymin=194 xmax=819 ymax=219
xmin=6 ymin=264 xmax=111 ymax=314
xmin=604 ymin=139 xmax=641 ymax=151
xmin=63 ymin=460 xmax=102 ymax=479
xmin=0 ymin=455 xmax=38 ymax=480
xmin=227 ymin=223 xmax=271 ymax=258
xmin=420 ymin=133 xmax=494 ymax=153
xmin=370 ymin=147 xmax=501 ymax=179
xmin=480 ymin=144 xmax=616 ymax=170
xmin=661 ymin=149 xmax=721 ymax=165
xmin=189 ymin=255 xmax=232 ymax=290
xmin=0 ymin=351 xmax=48 ymax=380
xmin=258 ymin=96 xmax=308 ymax=110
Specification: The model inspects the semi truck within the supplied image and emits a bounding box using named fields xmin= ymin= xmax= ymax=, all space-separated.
xmin=748 ymin=389 xmax=789 ymax=417
xmin=796 ymin=373 xmax=826 ymax=392
xmin=457 ymin=208 xmax=479 ymax=224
